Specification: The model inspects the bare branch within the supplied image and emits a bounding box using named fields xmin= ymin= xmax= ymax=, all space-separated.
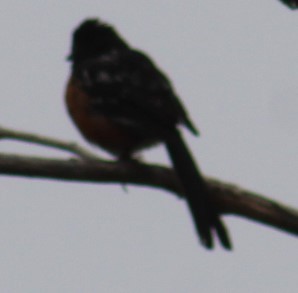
xmin=0 ymin=152 xmax=297 ymax=238
xmin=0 ymin=125 xmax=98 ymax=160
xmin=0 ymin=125 xmax=297 ymax=240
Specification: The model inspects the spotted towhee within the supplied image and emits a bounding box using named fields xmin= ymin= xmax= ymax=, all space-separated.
xmin=65 ymin=19 xmax=232 ymax=250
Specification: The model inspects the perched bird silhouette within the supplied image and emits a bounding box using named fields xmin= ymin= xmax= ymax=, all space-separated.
xmin=65 ymin=18 xmax=232 ymax=249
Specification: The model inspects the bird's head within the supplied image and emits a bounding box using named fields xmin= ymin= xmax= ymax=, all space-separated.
xmin=67 ymin=18 xmax=128 ymax=63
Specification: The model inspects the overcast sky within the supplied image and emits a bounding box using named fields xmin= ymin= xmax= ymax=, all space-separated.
xmin=0 ymin=1 xmax=297 ymax=292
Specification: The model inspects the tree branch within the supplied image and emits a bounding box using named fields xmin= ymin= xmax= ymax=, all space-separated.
xmin=0 ymin=126 xmax=297 ymax=240
xmin=0 ymin=126 xmax=98 ymax=160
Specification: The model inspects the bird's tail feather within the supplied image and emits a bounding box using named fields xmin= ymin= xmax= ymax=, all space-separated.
xmin=165 ymin=128 xmax=232 ymax=250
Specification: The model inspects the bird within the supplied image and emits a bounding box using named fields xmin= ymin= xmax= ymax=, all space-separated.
xmin=65 ymin=18 xmax=232 ymax=250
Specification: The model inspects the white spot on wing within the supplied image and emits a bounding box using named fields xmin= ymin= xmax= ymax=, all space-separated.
xmin=97 ymin=71 xmax=111 ymax=82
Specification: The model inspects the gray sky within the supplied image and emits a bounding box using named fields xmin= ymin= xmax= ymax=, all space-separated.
xmin=0 ymin=1 xmax=297 ymax=292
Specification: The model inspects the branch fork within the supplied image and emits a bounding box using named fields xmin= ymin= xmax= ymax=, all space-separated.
xmin=0 ymin=125 xmax=297 ymax=240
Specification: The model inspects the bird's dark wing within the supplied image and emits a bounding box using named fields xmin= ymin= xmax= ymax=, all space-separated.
xmin=75 ymin=49 xmax=198 ymax=136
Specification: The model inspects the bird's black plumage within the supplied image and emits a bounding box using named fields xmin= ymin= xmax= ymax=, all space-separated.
xmin=67 ymin=18 xmax=232 ymax=249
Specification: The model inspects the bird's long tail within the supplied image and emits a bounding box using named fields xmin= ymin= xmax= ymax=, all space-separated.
xmin=165 ymin=128 xmax=232 ymax=249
